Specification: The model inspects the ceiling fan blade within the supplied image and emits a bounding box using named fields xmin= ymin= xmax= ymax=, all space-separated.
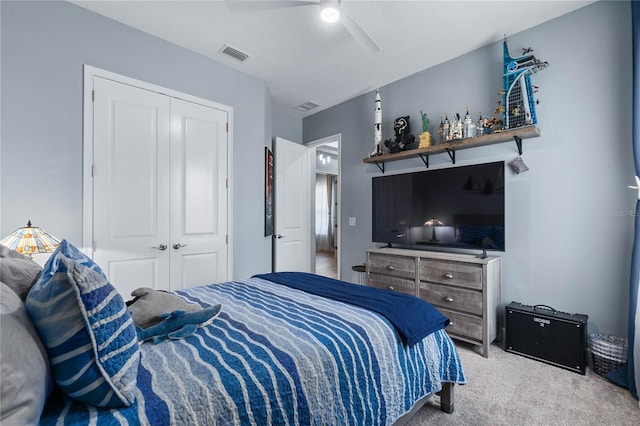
xmin=226 ymin=0 xmax=318 ymax=11
xmin=337 ymin=5 xmax=380 ymax=53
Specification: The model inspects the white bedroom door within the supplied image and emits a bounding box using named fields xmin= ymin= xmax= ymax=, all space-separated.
xmin=91 ymin=76 xmax=229 ymax=297
xmin=274 ymin=137 xmax=311 ymax=272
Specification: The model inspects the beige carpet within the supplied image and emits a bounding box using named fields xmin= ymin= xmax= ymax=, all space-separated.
xmin=407 ymin=342 xmax=640 ymax=426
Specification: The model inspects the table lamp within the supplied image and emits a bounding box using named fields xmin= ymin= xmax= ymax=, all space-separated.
xmin=424 ymin=218 xmax=444 ymax=242
xmin=0 ymin=220 xmax=61 ymax=256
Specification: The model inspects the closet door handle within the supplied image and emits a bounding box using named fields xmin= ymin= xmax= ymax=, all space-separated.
xmin=154 ymin=244 xmax=168 ymax=251
xmin=173 ymin=243 xmax=187 ymax=250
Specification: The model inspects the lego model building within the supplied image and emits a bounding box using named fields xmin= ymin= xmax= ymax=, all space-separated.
xmin=502 ymin=39 xmax=549 ymax=129
xmin=371 ymin=89 xmax=382 ymax=156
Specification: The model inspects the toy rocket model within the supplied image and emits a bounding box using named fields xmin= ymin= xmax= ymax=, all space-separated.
xmin=373 ymin=89 xmax=382 ymax=156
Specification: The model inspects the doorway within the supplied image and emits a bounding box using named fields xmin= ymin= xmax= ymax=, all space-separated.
xmin=308 ymin=135 xmax=340 ymax=280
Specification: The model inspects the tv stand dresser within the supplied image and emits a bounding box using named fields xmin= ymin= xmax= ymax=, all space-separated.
xmin=366 ymin=248 xmax=501 ymax=357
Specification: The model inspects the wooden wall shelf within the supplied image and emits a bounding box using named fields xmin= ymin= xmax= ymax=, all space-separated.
xmin=363 ymin=126 xmax=540 ymax=173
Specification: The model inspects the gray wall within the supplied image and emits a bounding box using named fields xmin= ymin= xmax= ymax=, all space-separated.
xmin=272 ymin=109 xmax=303 ymax=143
xmin=1 ymin=0 xmax=272 ymax=279
xmin=304 ymin=0 xmax=634 ymax=336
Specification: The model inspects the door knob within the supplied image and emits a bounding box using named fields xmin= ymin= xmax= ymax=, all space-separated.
xmin=154 ymin=244 xmax=168 ymax=251
xmin=173 ymin=243 xmax=187 ymax=250
xmin=276 ymin=234 xmax=284 ymax=239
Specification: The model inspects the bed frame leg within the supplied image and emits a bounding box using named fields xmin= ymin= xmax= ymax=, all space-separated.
xmin=440 ymin=382 xmax=455 ymax=413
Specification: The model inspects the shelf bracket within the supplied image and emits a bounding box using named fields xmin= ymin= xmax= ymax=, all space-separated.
xmin=514 ymin=135 xmax=523 ymax=155
xmin=418 ymin=153 xmax=429 ymax=168
xmin=373 ymin=161 xmax=385 ymax=173
xmin=445 ymin=148 xmax=456 ymax=164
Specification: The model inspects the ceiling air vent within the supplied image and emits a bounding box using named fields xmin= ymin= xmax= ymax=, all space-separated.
xmin=295 ymin=101 xmax=319 ymax=112
xmin=220 ymin=44 xmax=250 ymax=62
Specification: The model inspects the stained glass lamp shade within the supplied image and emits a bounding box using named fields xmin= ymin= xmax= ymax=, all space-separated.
xmin=0 ymin=221 xmax=61 ymax=255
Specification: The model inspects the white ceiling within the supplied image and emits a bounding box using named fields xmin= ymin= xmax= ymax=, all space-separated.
xmin=69 ymin=0 xmax=595 ymax=117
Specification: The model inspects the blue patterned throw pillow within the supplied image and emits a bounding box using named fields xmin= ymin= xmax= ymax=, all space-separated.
xmin=25 ymin=240 xmax=140 ymax=407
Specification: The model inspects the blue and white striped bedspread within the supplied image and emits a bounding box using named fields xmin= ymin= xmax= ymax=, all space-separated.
xmin=40 ymin=276 xmax=466 ymax=425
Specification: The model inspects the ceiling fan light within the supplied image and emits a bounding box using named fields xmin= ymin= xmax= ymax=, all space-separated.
xmin=320 ymin=6 xmax=340 ymax=23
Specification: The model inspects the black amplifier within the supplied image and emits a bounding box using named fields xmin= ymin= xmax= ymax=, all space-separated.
xmin=505 ymin=302 xmax=588 ymax=375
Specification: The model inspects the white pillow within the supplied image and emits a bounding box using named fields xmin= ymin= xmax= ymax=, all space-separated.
xmin=0 ymin=282 xmax=53 ymax=424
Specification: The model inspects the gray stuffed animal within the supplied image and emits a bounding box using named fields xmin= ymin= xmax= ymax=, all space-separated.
xmin=127 ymin=287 xmax=202 ymax=329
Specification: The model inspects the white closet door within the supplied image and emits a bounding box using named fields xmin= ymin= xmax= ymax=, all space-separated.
xmin=169 ymin=98 xmax=228 ymax=290
xmin=92 ymin=77 xmax=171 ymax=297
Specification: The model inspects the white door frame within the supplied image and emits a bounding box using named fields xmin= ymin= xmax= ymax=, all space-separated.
xmin=306 ymin=134 xmax=341 ymax=280
xmin=82 ymin=65 xmax=234 ymax=278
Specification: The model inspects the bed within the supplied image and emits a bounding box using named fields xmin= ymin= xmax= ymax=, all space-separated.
xmin=0 ymin=242 xmax=466 ymax=425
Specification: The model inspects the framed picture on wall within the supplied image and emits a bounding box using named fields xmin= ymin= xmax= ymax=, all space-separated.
xmin=265 ymin=147 xmax=274 ymax=236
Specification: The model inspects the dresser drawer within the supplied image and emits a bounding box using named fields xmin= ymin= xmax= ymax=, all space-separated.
xmin=367 ymin=274 xmax=416 ymax=296
xmin=420 ymin=259 xmax=482 ymax=289
xmin=419 ymin=282 xmax=482 ymax=316
xmin=440 ymin=308 xmax=483 ymax=342
xmin=367 ymin=248 xmax=500 ymax=358
xmin=368 ymin=254 xmax=415 ymax=280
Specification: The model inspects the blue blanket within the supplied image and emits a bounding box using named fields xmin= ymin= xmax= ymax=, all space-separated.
xmin=40 ymin=277 xmax=466 ymax=425
xmin=254 ymin=272 xmax=449 ymax=346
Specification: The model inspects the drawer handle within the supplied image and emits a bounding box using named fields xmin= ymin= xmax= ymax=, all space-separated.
xmin=386 ymin=265 xmax=395 ymax=271
xmin=448 ymin=321 xmax=455 ymax=327
xmin=443 ymin=296 xmax=454 ymax=303
xmin=443 ymin=273 xmax=454 ymax=279
xmin=387 ymin=285 xmax=395 ymax=291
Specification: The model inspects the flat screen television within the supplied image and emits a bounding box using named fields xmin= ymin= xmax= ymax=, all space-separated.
xmin=372 ymin=161 xmax=505 ymax=254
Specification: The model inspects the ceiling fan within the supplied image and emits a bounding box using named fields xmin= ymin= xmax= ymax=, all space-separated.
xmin=226 ymin=0 xmax=380 ymax=53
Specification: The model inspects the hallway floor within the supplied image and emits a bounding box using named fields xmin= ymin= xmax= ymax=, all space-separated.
xmin=315 ymin=251 xmax=337 ymax=279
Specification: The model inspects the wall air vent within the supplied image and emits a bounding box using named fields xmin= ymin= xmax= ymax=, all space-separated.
xmin=220 ymin=44 xmax=250 ymax=62
xmin=295 ymin=101 xmax=319 ymax=112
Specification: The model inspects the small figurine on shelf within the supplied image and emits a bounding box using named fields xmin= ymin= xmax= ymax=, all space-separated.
xmin=449 ymin=113 xmax=463 ymax=140
xmin=462 ymin=109 xmax=476 ymax=139
xmin=418 ymin=110 xmax=432 ymax=148
xmin=476 ymin=113 xmax=484 ymax=137
xmin=384 ymin=116 xmax=416 ymax=153
xmin=438 ymin=117 xmax=445 ymax=144
xmin=490 ymin=116 xmax=504 ymax=132
xmin=482 ymin=117 xmax=491 ymax=135
xmin=443 ymin=114 xmax=450 ymax=142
